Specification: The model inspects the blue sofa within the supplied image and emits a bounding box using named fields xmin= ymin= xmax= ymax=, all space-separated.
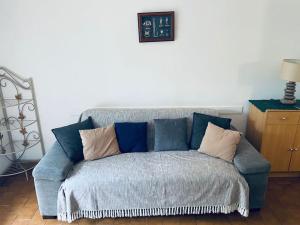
xmin=33 ymin=108 xmax=270 ymax=218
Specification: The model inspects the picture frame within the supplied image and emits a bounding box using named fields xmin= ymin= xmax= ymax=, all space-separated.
xmin=137 ymin=11 xmax=175 ymax=43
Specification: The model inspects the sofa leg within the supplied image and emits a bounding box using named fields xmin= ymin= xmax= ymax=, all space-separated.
xmin=250 ymin=208 xmax=261 ymax=212
xmin=42 ymin=216 xmax=57 ymax=219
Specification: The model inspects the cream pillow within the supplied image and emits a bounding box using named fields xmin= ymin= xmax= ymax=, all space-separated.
xmin=198 ymin=122 xmax=241 ymax=162
xmin=79 ymin=125 xmax=120 ymax=161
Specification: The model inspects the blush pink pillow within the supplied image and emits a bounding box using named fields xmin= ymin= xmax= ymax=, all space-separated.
xmin=79 ymin=125 xmax=120 ymax=161
xmin=198 ymin=122 xmax=241 ymax=162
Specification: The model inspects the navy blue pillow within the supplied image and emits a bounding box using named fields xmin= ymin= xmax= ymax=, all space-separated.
xmin=154 ymin=118 xmax=189 ymax=151
xmin=190 ymin=113 xmax=231 ymax=150
xmin=114 ymin=122 xmax=147 ymax=153
xmin=52 ymin=117 xmax=94 ymax=163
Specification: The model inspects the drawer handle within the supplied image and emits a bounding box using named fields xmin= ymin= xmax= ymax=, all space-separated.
xmin=281 ymin=117 xmax=287 ymax=120
xmin=288 ymin=148 xmax=293 ymax=151
xmin=295 ymin=148 xmax=299 ymax=151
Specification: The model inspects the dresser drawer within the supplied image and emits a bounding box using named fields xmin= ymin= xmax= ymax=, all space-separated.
xmin=266 ymin=112 xmax=299 ymax=125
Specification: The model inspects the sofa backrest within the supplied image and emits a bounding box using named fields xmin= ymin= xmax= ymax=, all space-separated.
xmin=80 ymin=107 xmax=219 ymax=150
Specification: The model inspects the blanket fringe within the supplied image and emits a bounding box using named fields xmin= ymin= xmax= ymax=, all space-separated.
xmin=58 ymin=204 xmax=249 ymax=223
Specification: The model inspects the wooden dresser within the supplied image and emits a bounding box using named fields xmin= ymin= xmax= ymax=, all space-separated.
xmin=246 ymin=100 xmax=300 ymax=175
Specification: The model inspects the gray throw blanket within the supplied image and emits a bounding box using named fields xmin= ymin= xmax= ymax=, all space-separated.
xmin=57 ymin=151 xmax=249 ymax=223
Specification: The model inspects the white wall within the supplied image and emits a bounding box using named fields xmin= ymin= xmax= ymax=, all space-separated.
xmin=0 ymin=0 xmax=300 ymax=156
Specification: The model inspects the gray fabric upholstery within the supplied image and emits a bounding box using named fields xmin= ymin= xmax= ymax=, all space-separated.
xmin=234 ymin=137 xmax=270 ymax=209
xmin=234 ymin=137 xmax=271 ymax=175
xmin=58 ymin=151 xmax=249 ymax=222
xmin=243 ymin=172 xmax=269 ymax=209
xmin=32 ymin=142 xmax=73 ymax=217
xmin=33 ymin=107 xmax=270 ymax=217
xmin=33 ymin=142 xmax=73 ymax=181
xmin=34 ymin=179 xmax=62 ymax=216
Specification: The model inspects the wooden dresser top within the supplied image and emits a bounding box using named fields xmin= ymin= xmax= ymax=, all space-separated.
xmin=249 ymin=99 xmax=300 ymax=112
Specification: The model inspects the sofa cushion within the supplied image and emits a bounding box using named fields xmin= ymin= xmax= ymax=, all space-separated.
xmin=199 ymin=122 xmax=241 ymax=162
xmin=52 ymin=117 xmax=94 ymax=163
xmin=190 ymin=113 xmax=231 ymax=150
xmin=154 ymin=118 xmax=189 ymax=151
xmin=80 ymin=126 xmax=120 ymax=160
xmin=115 ymin=122 xmax=148 ymax=153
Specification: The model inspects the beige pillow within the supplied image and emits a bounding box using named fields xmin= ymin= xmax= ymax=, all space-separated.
xmin=198 ymin=122 xmax=241 ymax=162
xmin=79 ymin=125 xmax=120 ymax=161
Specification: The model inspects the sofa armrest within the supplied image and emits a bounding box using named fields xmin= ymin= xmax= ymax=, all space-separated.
xmin=234 ymin=136 xmax=271 ymax=175
xmin=33 ymin=141 xmax=73 ymax=181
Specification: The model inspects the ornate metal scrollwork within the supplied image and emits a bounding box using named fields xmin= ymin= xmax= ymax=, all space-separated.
xmin=20 ymin=102 xmax=35 ymax=117
xmin=0 ymin=66 xmax=45 ymax=179
xmin=0 ymin=132 xmax=6 ymax=154
xmin=0 ymin=67 xmax=31 ymax=90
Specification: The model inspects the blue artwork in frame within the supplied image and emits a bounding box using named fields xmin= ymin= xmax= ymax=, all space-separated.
xmin=138 ymin=11 xmax=175 ymax=42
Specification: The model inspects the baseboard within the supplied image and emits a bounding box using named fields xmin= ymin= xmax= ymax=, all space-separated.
xmin=42 ymin=216 xmax=57 ymax=219
xmin=269 ymin=172 xmax=300 ymax=178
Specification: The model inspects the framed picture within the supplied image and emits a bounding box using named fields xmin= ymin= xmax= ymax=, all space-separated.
xmin=138 ymin=11 xmax=175 ymax=43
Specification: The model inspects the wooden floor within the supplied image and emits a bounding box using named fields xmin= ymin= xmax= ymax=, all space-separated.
xmin=0 ymin=174 xmax=300 ymax=225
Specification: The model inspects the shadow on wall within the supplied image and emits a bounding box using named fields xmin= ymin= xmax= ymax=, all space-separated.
xmin=238 ymin=0 xmax=300 ymax=105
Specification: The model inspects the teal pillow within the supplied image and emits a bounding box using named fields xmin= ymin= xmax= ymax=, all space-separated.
xmin=154 ymin=118 xmax=189 ymax=151
xmin=190 ymin=113 xmax=231 ymax=150
xmin=52 ymin=117 xmax=94 ymax=163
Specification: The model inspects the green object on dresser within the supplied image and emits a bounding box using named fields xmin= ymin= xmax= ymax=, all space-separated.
xmin=249 ymin=99 xmax=300 ymax=112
